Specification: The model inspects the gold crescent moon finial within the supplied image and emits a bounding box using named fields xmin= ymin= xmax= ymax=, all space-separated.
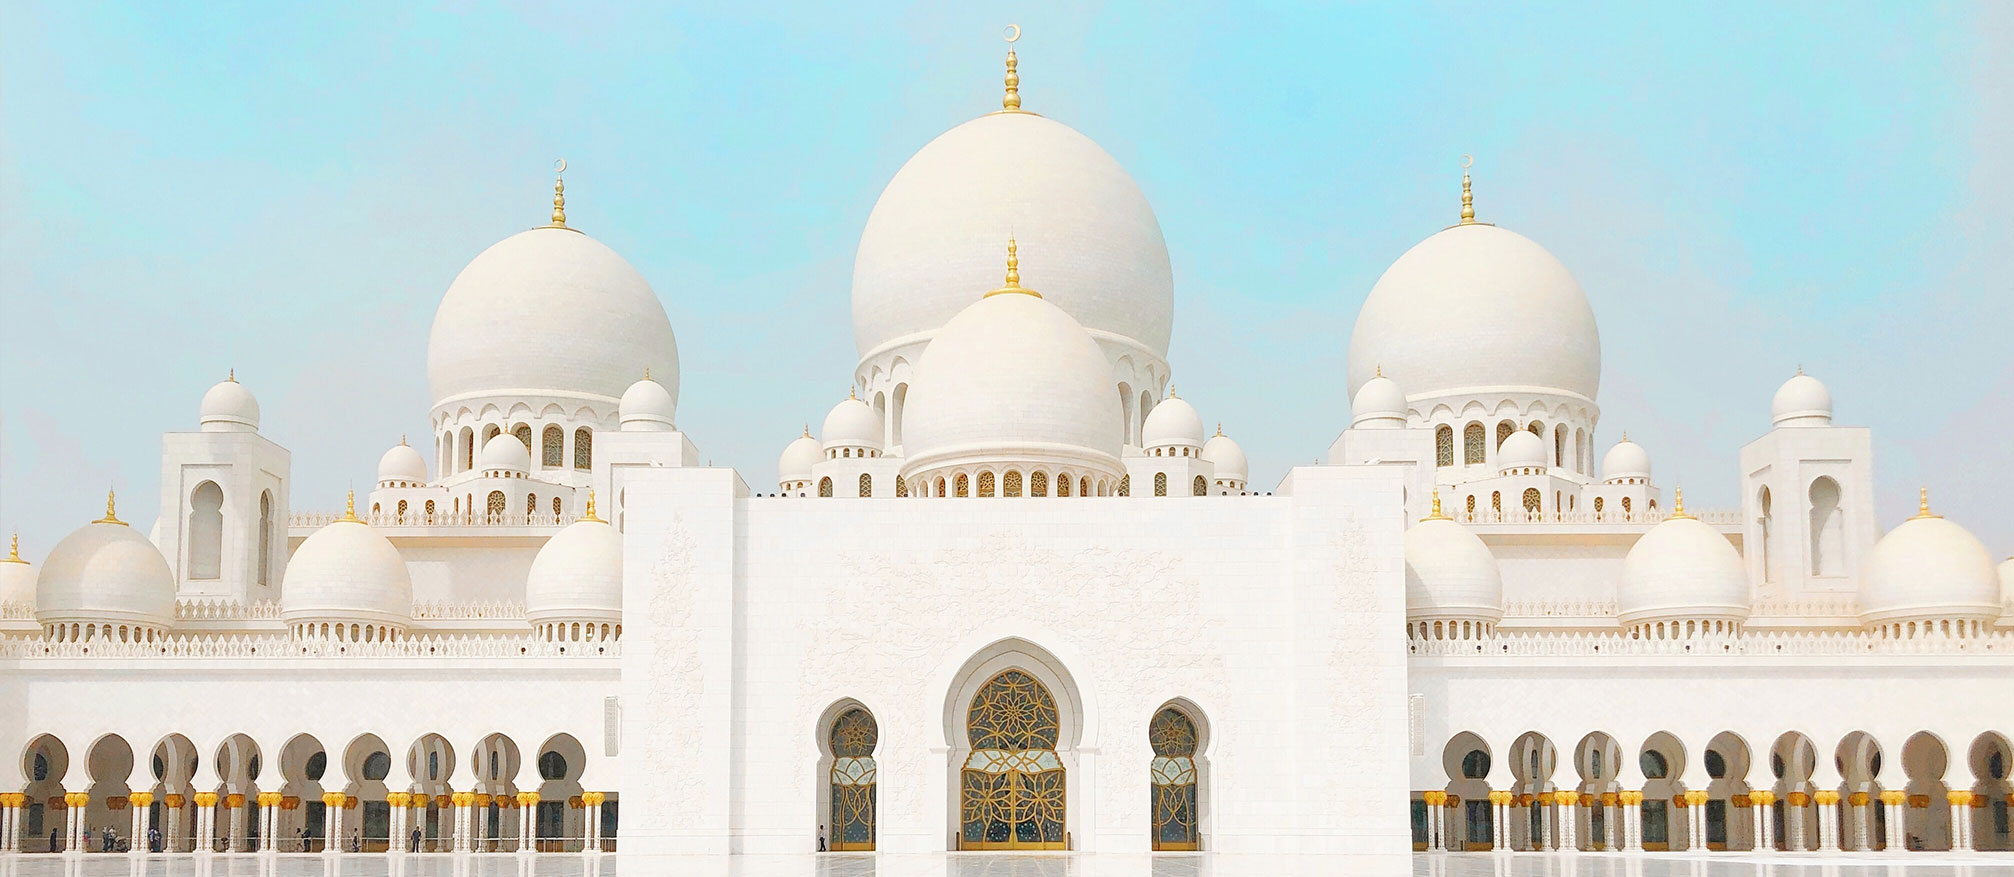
xmin=1461 ymin=154 xmax=1474 ymax=170
xmin=1004 ymin=24 xmax=1021 ymax=43
xmin=549 ymin=159 xmax=569 ymax=229
xmin=554 ymin=158 xmax=568 ymax=175
xmin=1458 ymin=154 xmax=1477 ymax=225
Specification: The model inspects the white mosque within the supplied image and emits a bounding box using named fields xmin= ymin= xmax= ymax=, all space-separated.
xmin=0 ymin=36 xmax=2010 ymax=869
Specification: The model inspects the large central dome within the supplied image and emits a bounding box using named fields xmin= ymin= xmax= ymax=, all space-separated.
xmin=851 ymin=111 xmax=1173 ymax=364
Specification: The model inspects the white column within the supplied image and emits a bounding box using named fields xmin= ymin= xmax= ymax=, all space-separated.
xmin=1883 ymin=792 xmax=1904 ymax=850
xmin=518 ymin=796 xmax=534 ymax=853
xmin=1559 ymin=793 xmax=1578 ymax=851
xmin=1949 ymin=792 xmax=1972 ymax=851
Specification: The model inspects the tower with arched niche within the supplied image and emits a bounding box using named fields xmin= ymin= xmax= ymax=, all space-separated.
xmin=156 ymin=372 xmax=291 ymax=602
xmin=1738 ymin=370 xmax=1876 ymax=607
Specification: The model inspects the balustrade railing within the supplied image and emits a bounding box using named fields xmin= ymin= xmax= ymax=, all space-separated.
xmin=0 ymin=633 xmax=617 ymax=659
xmin=1453 ymin=508 xmax=1741 ymax=526
xmin=289 ymin=511 xmax=574 ymax=529
xmin=1410 ymin=628 xmax=2013 ymax=657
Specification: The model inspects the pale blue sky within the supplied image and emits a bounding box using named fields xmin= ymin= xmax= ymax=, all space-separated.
xmin=2 ymin=2 xmax=2010 ymax=560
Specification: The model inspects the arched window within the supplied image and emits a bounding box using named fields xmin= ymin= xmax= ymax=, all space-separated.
xmin=1758 ymin=487 xmax=1774 ymax=583
xmin=828 ymin=708 xmax=878 ymax=851
xmin=553 ymin=497 xmax=562 ymax=516
xmin=1496 ymin=420 xmax=1516 ymax=451
xmin=1056 ymin=475 xmax=1070 ymax=497
xmin=1435 ymin=426 xmax=1454 ymax=467
xmin=525 ymin=493 xmax=536 ymax=516
xmin=1003 ymin=470 xmax=1022 ymax=497
xmin=978 ymin=471 xmax=996 ymax=497
xmin=1491 ymin=492 xmax=1501 ymax=515
xmin=188 ymin=481 xmax=224 ymax=580
xmin=1809 ymin=477 xmax=1843 ymax=576
xmin=1622 ymin=497 xmax=1632 ymax=515
xmin=1150 ymin=707 xmax=1201 ymax=850
xmin=1575 ymin=429 xmax=1587 ymax=473
xmin=859 ymin=473 xmax=872 ymax=497
xmin=1523 ymin=488 xmax=1541 ymax=514
xmin=1465 ymin=495 xmax=1476 ymax=519
xmin=955 ymin=474 xmax=969 ymax=497
xmin=424 ymin=499 xmax=435 ymax=521
xmin=895 ymin=477 xmax=908 ymax=498
xmin=486 ymin=491 xmax=506 ymax=519
xmin=574 ymin=428 xmax=592 ymax=470
xmin=513 ymin=424 xmax=533 ymax=460
xmin=461 ymin=427 xmax=475 ymax=472
xmin=819 ymin=477 xmax=833 ymax=498
xmin=936 ymin=477 xmax=947 ymax=498
xmin=257 ymin=490 xmax=274 ymax=586
xmin=396 ymin=499 xmax=408 ymax=521
xmin=1464 ymin=423 xmax=1486 ymax=464
xmin=542 ymin=426 xmax=564 ymax=467
xmin=1080 ymin=476 xmax=1091 ymax=497
xmin=1030 ymin=471 xmax=1047 ymax=497
xmin=1118 ymin=475 xmax=1130 ymax=497
xmin=1594 ymin=496 xmax=1604 ymax=515
xmin=1192 ymin=475 xmax=1206 ymax=496
xmin=1554 ymin=424 xmax=1567 ymax=467
xmin=960 ymin=670 xmax=1064 ymax=849
xmin=1154 ymin=473 xmax=1168 ymax=497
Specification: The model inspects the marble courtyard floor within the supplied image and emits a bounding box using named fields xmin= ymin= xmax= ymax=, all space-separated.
xmin=0 ymin=852 xmax=2006 ymax=877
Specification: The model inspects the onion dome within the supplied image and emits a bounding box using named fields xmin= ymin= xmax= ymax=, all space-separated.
xmin=426 ymin=165 xmax=678 ymax=415
xmin=778 ymin=427 xmax=822 ymax=490
xmin=1617 ymin=490 xmax=1750 ymax=632
xmin=525 ymin=492 xmax=621 ymax=637
xmin=377 ymin=438 xmax=427 ymax=487
xmin=618 ymin=370 xmax=677 ymax=431
xmin=1404 ymin=492 xmax=1503 ymax=631
xmin=1601 ymin=434 xmax=1651 ymax=483
xmin=1858 ymin=490 xmax=2000 ymax=628
xmin=281 ymin=491 xmax=412 ymax=637
xmin=1 ymin=533 xmax=37 ymax=611
xmin=821 ymin=391 xmax=883 ymax=455
xmin=850 ymin=51 xmax=1172 ymax=369
xmin=1142 ymin=392 xmax=1205 ymax=454
xmin=479 ymin=434 xmax=531 ymax=477
xmin=199 ymin=371 xmax=260 ymax=433
xmin=1347 ymin=170 xmax=1600 ymax=405
xmin=35 ymin=491 xmax=175 ymax=638
xmin=901 ymin=240 xmax=1124 ymax=483
xmin=1771 ymin=369 xmax=1833 ymax=428
xmin=1497 ymin=430 xmax=1548 ymax=474
xmin=1350 ymin=368 xmax=1408 ymax=428
xmin=1201 ymin=425 xmax=1248 ymax=486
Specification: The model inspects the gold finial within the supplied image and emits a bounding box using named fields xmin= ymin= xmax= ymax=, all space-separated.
xmin=400 ymin=434 xmax=408 ymax=446
xmin=1422 ymin=488 xmax=1451 ymax=521
xmin=2 ymin=532 xmax=23 ymax=564
xmin=339 ymin=489 xmax=361 ymax=523
xmin=227 ymin=368 xmax=236 ymax=383
xmin=1796 ymin=363 xmax=1804 ymax=376
xmin=1215 ymin=422 xmax=1224 ymax=437
xmin=1621 ymin=430 xmax=1629 ymax=442
xmin=644 ymin=367 xmax=651 ymax=382
xmin=1376 ymin=364 xmax=1384 ymax=379
xmin=803 ymin=423 xmax=811 ymax=438
xmin=849 ymin=385 xmax=857 ymax=401
xmin=984 ymin=237 xmax=1040 ymax=298
xmin=94 ymin=489 xmax=126 ymax=526
xmin=1458 ymin=155 xmax=1477 ymax=225
xmin=1669 ymin=487 xmax=1694 ymax=520
xmin=547 ymin=159 xmax=572 ymax=230
xmin=1001 ymin=25 xmax=1024 ymax=113
xmin=1910 ymin=487 xmax=1941 ymax=520
xmin=583 ymin=489 xmax=601 ymax=522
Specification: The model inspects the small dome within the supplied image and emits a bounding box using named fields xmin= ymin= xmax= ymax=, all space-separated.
xmin=377 ymin=440 xmax=427 ymax=486
xmin=619 ymin=375 xmax=677 ymax=432
xmin=1201 ymin=429 xmax=1248 ymax=483
xmin=281 ymin=505 xmax=413 ymax=627
xmin=1602 ymin=437 xmax=1651 ymax=482
xmin=37 ymin=500 xmax=176 ymax=629
xmin=1618 ymin=506 xmax=1750 ymax=626
xmin=1405 ymin=515 xmax=1503 ymax=622
xmin=1143 ymin=395 xmax=1205 ymax=449
xmin=2000 ymin=557 xmax=2014 ymax=613
xmin=1351 ymin=373 xmax=1408 ymax=428
xmin=1771 ymin=371 xmax=1833 ymax=428
xmin=1498 ymin=430 xmax=1548 ymax=472
xmin=480 ymin=434 xmax=531 ymax=475
xmin=1859 ymin=496 xmax=1999 ymax=625
xmin=526 ymin=515 xmax=622 ymax=623
xmin=199 ymin=374 xmax=259 ymax=433
xmin=1 ymin=536 xmax=37 ymax=610
xmin=778 ymin=430 xmax=822 ymax=485
xmin=821 ymin=395 xmax=882 ymax=451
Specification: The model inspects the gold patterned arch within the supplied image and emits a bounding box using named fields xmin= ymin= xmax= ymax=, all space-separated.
xmin=1150 ymin=707 xmax=1200 ymax=850
xmin=828 ymin=708 xmax=877 ymax=850
xmin=960 ymin=669 xmax=1065 ymax=849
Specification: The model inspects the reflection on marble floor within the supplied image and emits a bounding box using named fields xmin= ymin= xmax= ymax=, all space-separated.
xmin=0 ymin=853 xmax=2008 ymax=877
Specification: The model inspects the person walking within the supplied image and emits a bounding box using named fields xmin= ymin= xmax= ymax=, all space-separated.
xmin=410 ymin=828 xmax=421 ymax=852
xmin=50 ymin=827 xmax=60 ymax=852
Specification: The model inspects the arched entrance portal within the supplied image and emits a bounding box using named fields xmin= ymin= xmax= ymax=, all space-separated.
xmin=1149 ymin=705 xmax=1201 ymax=851
xmin=827 ymin=707 xmax=878 ymax=851
xmin=959 ymin=670 xmax=1065 ymax=849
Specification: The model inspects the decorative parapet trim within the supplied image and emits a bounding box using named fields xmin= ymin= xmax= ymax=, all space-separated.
xmin=0 ymin=601 xmax=34 ymax=620
xmin=1503 ymin=599 xmax=1619 ymax=618
xmin=412 ymin=600 xmax=527 ymax=620
xmin=1449 ymin=508 xmax=1741 ymax=526
xmin=289 ymin=511 xmax=576 ymax=529
xmin=1409 ymin=628 xmax=2013 ymax=657
xmin=175 ymin=599 xmax=284 ymax=621
xmin=1747 ymin=596 xmax=1863 ymax=618
xmin=0 ymin=633 xmax=619 ymax=659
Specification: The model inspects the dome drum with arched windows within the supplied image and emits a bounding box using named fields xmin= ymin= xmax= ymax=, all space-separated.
xmin=378 ymin=439 xmax=428 ymax=488
xmin=1601 ymin=436 xmax=1651 ymax=484
xmin=1405 ymin=493 xmax=1504 ymax=639
xmin=1616 ymin=492 xmax=1751 ymax=635
xmin=479 ymin=434 xmax=532 ymax=478
xmin=1858 ymin=491 xmax=2000 ymax=632
xmin=281 ymin=493 xmax=413 ymax=638
xmin=525 ymin=494 xmax=621 ymax=640
xmin=1142 ymin=394 xmax=1204 ymax=457
xmin=822 ymin=393 xmax=884 ymax=459
xmin=36 ymin=492 xmax=177 ymax=641
xmin=619 ymin=373 xmax=677 ymax=432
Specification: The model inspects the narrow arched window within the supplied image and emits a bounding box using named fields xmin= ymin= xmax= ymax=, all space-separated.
xmin=1575 ymin=429 xmax=1587 ymax=473
xmin=486 ymin=491 xmax=506 ymax=518
xmin=257 ymin=490 xmax=274 ymax=586
xmin=955 ymin=474 xmax=969 ymax=497
xmin=553 ymin=497 xmax=562 ymax=516
xmin=1118 ymin=475 xmax=1130 ymax=496
xmin=1056 ymin=475 xmax=1071 ymax=497
xmin=484 ymin=424 xmax=501 ymax=446
xmin=1595 ymin=496 xmax=1604 ymax=514
xmin=937 ymin=477 xmax=948 ymax=497
xmin=1622 ymin=496 xmax=1632 ymax=515
xmin=513 ymin=424 xmax=533 ymax=460
xmin=396 ymin=499 xmax=408 ymax=521
xmin=978 ymin=471 xmax=996 ymax=497
xmin=574 ymin=427 xmax=593 ymax=469
xmin=1003 ymin=470 xmax=1022 ymax=497
xmin=1554 ymin=424 xmax=1567 ymax=467
xmin=461 ymin=427 xmax=475 ymax=472
xmin=1809 ymin=476 xmax=1843 ymax=576
xmin=1193 ymin=475 xmax=1206 ymax=496
xmin=1082 ymin=476 xmax=1093 ymax=497
xmin=896 ymin=477 xmax=908 ymax=498
xmin=1466 ymin=495 xmax=1476 ymax=520
xmin=543 ymin=425 xmax=564 ymax=467
xmin=859 ymin=473 xmax=872 ymax=497
xmin=1154 ymin=473 xmax=1168 ymax=497
xmin=1523 ymin=488 xmax=1541 ymax=514
xmin=1464 ymin=423 xmax=1486 ymax=464
xmin=820 ymin=477 xmax=833 ymax=498
xmin=1491 ymin=491 xmax=1501 ymax=515
xmin=1436 ymin=426 xmax=1454 ymax=467
xmin=1030 ymin=471 xmax=1047 ymax=497
xmin=424 ymin=499 xmax=436 ymax=521
xmin=1496 ymin=420 xmax=1516 ymax=451
xmin=525 ymin=493 xmax=536 ymax=516
xmin=188 ymin=481 xmax=224 ymax=580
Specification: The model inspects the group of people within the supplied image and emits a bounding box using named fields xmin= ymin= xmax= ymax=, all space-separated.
xmin=47 ymin=826 xmax=146 ymax=853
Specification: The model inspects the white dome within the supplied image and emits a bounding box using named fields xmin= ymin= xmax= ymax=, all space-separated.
xmin=281 ymin=513 xmax=413 ymax=627
xmin=480 ymin=434 xmax=531 ymax=475
xmin=1618 ymin=511 xmax=1750 ymax=626
xmin=36 ymin=510 xmax=175 ymax=629
xmin=525 ymin=516 xmax=622 ymax=623
xmin=1771 ymin=372 xmax=1833 ymax=427
xmin=1405 ymin=515 xmax=1503 ymax=621
xmin=1858 ymin=502 xmax=1999 ymax=625
xmin=902 ymin=283 xmax=1123 ymax=478
xmin=778 ymin=431 xmax=822 ymax=485
xmin=1351 ymin=373 xmax=1408 ymax=428
xmin=1 ymin=537 xmax=36 ymax=610
xmin=1348 ymin=223 xmax=1601 ymax=403
xmin=377 ymin=441 xmax=427 ymax=486
xmin=1602 ymin=437 xmax=1652 ymax=482
xmin=427 ymin=226 xmax=678 ymax=411
xmin=851 ymin=112 xmax=1172 ymax=364
xmin=619 ymin=375 xmax=677 ymax=431
xmin=199 ymin=375 xmax=259 ymax=432
xmin=1497 ymin=430 xmax=1548 ymax=472
xmin=2000 ymin=557 xmax=2014 ymax=613
xmin=1201 ymin=429 xmax=1248 ymax=483
xmin=1142 ymin=395 xmax=1204 ymax=449
xmin=821 ymin=395 xmax=882 ymax=451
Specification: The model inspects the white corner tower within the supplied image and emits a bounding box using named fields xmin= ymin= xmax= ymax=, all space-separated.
xmin=156 ymin=372 xmax=291 ymax=602
xmin=1738 ymin=369 xmax=1876 ymax=603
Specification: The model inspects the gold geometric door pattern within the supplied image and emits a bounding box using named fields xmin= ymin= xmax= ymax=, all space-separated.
xmin=959 ymin=669 xmax=1066 ymax=849
xmin=828 ymin=707 xmax=877 ymax=851
xmin=1150 ymin=706 xmax=1200 ymax=850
